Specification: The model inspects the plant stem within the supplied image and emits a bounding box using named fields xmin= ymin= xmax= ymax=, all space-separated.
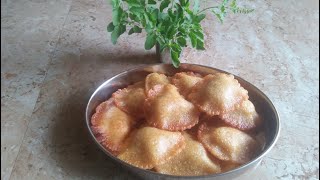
xmin=197 ymin=6 xmax=219 ymax=14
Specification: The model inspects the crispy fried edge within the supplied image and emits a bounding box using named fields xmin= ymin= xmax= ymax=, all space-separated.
xmin=197 ymin=122 xmax=231 ymax=161
xmin=91 ymin=98 xmax=134 ymax=152
xmin=188 ymin=74 xmax=249 ymax=116
xmin=117 ymin=129 xmax=186 ymax=169
xmin=112 ymin=82 xmax=146 ymax=119
xmin=171 ymin=72 xmax=203 ymax=96
xmin=154 ymin=132 xmax=222 ymax=176
xmin=144 ymin=84 xmax=200 ymax=131
xmin=219 ymin=100 xmax=262 ymax=131
xmin=145 ymin=73 xmax=171 ymax=93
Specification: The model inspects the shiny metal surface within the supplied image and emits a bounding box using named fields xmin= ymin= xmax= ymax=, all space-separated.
xmin=85 ymin=63 xmax=280 ymax=180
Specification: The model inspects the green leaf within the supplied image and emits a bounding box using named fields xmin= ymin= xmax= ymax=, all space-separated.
xmin=157 ymin=35 xmax=165 ymax=44
xmin=171 ymin=44 xmax=182 ymax=53
xmin=185 ymin=11 xmax=192 ymax=20
xmin=160 ymin=0 xmax=170 ymax=12
xmin=220 ymin=5 xmax=226 ymax=18
xmin=119 ymin=24 xmax=126 ymax=34
xmin=177 ymin=27 xmax=186 ymax=34
xmin=161 ymin=18 xmax=171 ymax=28
xmin=193 ymin=23 xmax=201 ymax=29
xmin=159 ymin=12 xmax=169 ymax=20
xmin=229 ymin=0 xmax=254 ymax=14
xmin=170 ymin=49 xmax=180 ymax=68
xmin=122 ymin=11 xmax=129 ymax=20
xmin=230 ymin=0 xmax=237 ymax=12
xmin=126 ymin=0 xmax=141 ymax=7
xmin=185 ymin=0 xmax=190 ymax=7
xmin=167 ymin=26 xmax=176 ymax=39
xmin=111 ymin=24 xmax=126 ymax=44
xmin=128 ymin=25 xmax=142 ymax=35
xmin=108 ymin=0 xmax=253 ymax=69
xmin=130 ymin=7 xmax=145 ymax=15
xmin=222 ymin=0 xmax=229 ymax=6
xmin=129 ymin=13 xmax=135 ymax=20
xmin=192 ymin=29 xmax=204 ymax=40
xmin=150 ymin=9 xmax=158 ymax=23
xmin=212 ymin=10 xmax=224 ymax=23
xmin=160 ymin=44 xmax=168 ymax=52
xmin=111 ymin=26 xmax=120 ymax=44
xmin=234 ymin=7 xmax=254 ymax=14
xmin=112 ymin=7 xmax=122 ymax=26
xmin=179 ymin=0 xmax=186 ymax=6
xmin=220 ymin=5 xmax=226 ymax=14
xmin=176 ymin=3 xmax=184 ymax=19
xmin=144 ymin=13 xmax=153 ymax=28
xmin=111 ymin=0 xmax=120 ymax=9
xmin=145 ymin=33 xmax=156 ymax=50
xmin=177 ymin=37 xmax=186 ymax=47
xmin=195 ymin=14 xmax=206 ymax=23
xmin=137 ymin=0 xmax=146 ymax=5
xmin=145 ymin=23 xmax=153 ymax=33
xmin=168 ymin=9 xmax=175 ymax=19
xmin=133 ymin=25 xmax=142 ymax=33
xmin=193 ymin=0 xmax=200 ymax=13
xmin=196 ymin=39 xmax=205 ymax=50
xmin=128 ymin=28 xmax=135 ymax=35
xmin=107 ymin=22 xmax=115 ymax=32
xmin=188 ymin=32 xmax=197 ymax=48
xmin=129 ymin=13 xmax=140 ymax=22
xmin=148 ymin=0 xmax=156 ymax=4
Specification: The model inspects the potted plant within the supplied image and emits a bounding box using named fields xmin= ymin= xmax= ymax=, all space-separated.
xmin=107 ymin=0 xmax=253 ymax=67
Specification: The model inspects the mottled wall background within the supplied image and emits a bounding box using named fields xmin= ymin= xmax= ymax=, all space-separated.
xmin=1 ymin=0 xmax=319 ymax=179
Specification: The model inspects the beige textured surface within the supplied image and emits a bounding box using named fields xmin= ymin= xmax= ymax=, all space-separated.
xmin=1 ymin=0 xmax=319 ymax=179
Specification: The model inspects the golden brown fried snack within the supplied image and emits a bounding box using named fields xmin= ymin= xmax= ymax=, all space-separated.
xmin=219 ymin=100 xmax=262 ymax=130
xmin=145 ymin=72 xmax=170 ymax=93
xmin=171 ymin=72 xmax=203 ymax=97
xmin=117 ymin=127 xmax=185 ymax=169
xmin=155 ymin=132 xmax=221 ymax=176
xmin=91 ymin=71 xmax=265 ymax=175
xmin=91 ymin=98 xmax=135 ymax=153
xmin=188 ymin=73 xmax=248 ymax=116
xmin=113 ymin=81 xmax=146 ymax=118
xmin=199 ymin=114 xmax=223 ymax=123
xmin=198 ymin=122 xmax=260 ymax=164
xmin=145 ymin=84 xmax=200 ymax=131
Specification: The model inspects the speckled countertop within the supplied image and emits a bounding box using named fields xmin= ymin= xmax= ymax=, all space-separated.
xmin=1 ymin=0 xmax=319 ymax=179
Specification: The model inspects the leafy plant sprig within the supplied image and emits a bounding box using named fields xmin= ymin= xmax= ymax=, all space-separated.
xmin=107 ymin=0 xmax=253 ymax=67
